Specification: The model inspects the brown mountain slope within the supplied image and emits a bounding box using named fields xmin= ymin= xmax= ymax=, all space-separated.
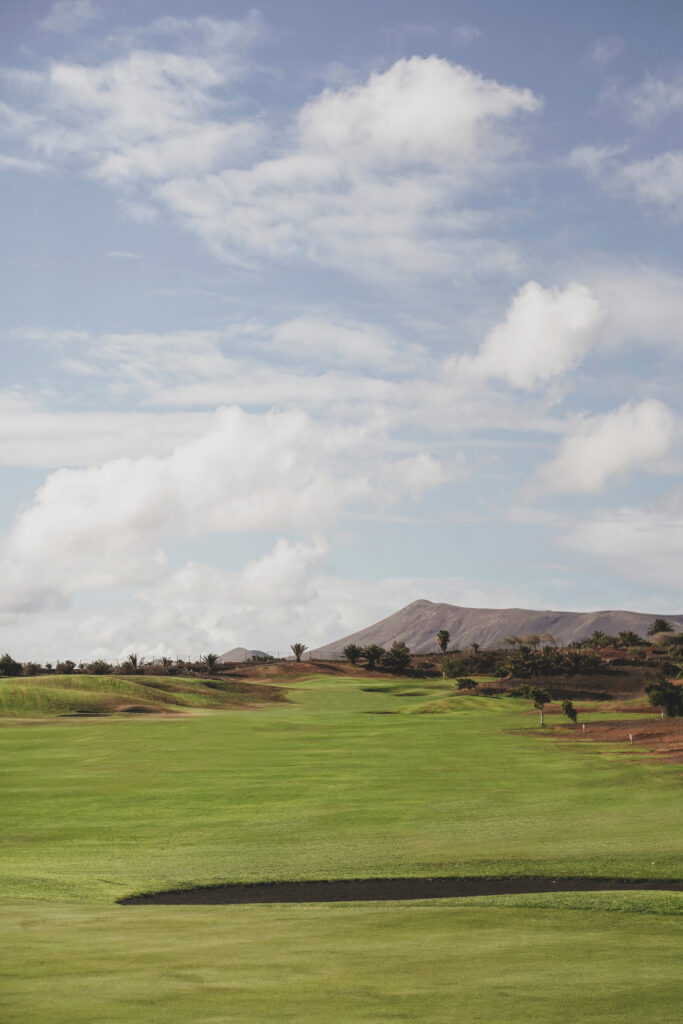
xmin=311 ymin=599 xmax=683 ymax=656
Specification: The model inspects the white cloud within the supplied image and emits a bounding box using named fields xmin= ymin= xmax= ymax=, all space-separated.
xmin=0 ymin=405 xmax=447 ymax=612
xmin=159 ymin=56 xmax=540 ymax=276
xmin=561 ymin=492 xmax=683 ymax=592
xmin=1 ymin=37 xmax=540 ymax=278
xmin=296 ymin=57 xmax=536 ymax=167
xmin=453 ymin=281 xmax=603 ymax=389
xmin=532 ymin=400 xmax=677 ymax=496
xmin=40 ymin=1 xmax=100 ymax=34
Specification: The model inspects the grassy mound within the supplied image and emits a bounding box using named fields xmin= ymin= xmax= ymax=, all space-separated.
xmin=0 ymin=673 xmax=284 ymax=718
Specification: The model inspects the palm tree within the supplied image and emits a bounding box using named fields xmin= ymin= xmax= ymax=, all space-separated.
xmin=617 ymin=630 xmax=644 ymax=648
xmin=291 ymin=643 xmax=308 ymax=663
xmin=342 ymin=644 xmax=363 ymax=665
xmin=122 ymin=653 xmax=144 ymax=674
xmin=648 ymin=618 xmax=673 ymax=636
xmin=200 ymin=653 xmax=219 ymax=672
xmin=362 ymin=644 xmax=384 ymax=670
xmin=436 ymin=629 xmax=450 ymax=653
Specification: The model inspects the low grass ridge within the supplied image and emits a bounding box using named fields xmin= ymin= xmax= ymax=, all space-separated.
xmin=0 ymin=673 xmax=283 ymax=717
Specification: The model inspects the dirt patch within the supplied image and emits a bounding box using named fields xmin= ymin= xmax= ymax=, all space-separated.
xmin=119 ymin=875 xmax=683 ymax=905
xmin=562 ymin=717 xmax=683 ymax=763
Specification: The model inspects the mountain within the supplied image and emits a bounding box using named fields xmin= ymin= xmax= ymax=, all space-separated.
xmin=311 ymin=599 xmax=683 ymax=657
xmin=217 ymin=647 xmax=269 ymax=664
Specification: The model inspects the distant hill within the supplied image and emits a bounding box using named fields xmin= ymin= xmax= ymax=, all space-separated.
xmin=311 ymin=599 xmax=683 ymax=657
xmin=217 ymin=647 xmax=269 ymax=664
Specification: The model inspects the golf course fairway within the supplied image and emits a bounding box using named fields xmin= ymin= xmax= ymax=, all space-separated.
xmin=1 ymin=674 xmax=681 ymax=1022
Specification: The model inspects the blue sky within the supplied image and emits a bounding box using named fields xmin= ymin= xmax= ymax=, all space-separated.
xmin=1 ymin=0 xmax=683 ymax=661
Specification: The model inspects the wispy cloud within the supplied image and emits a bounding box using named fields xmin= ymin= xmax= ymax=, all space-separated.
xmin=39 ymin=0 xmax=101 ymax=35
xmin=589 ymin=36 xmax=624 ymax=65
xmin=1 ymin=30 xmax=541 ymax=280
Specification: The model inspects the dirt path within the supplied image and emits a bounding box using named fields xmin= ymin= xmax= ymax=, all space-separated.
xmin=120 ymin=876 xmax=683 ymax=905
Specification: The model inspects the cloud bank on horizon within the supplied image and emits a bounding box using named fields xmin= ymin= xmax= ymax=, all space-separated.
xmin=0 ymin=0 xmax=682 ymax=660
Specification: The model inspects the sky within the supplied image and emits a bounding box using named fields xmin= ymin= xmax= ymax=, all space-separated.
xmin=1 ymin=0 xmax=683 ymax=662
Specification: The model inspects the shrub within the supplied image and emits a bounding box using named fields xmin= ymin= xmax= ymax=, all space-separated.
xmin=56 ymin=660 xmax=76 ymax=674
xmin=457 ymin=677 xmax=477 ymax=690
xmin=22 ymin=663 xmax=41 ymax=677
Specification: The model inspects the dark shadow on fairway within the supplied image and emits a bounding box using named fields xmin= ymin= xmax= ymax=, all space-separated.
xmin=119 ymin=876 xmax=683 ymax=905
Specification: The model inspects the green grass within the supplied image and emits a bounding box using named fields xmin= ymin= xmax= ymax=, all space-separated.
xmin=0 ymin=675 xmax=679 ymax=902
xmin=1 ymin=673 xmax=680 ymax=1022
xmin=1 ymin=900 xmax=681 ymax=1023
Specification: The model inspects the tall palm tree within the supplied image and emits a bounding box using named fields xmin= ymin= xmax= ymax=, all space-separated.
xmin=201 ymin=653 xmax=219 ymax=672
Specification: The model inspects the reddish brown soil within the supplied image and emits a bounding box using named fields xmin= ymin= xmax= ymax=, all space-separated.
xmin=120 ymin=875 xmax=683 ymax=905
xmin=561 ymin=717 xmax=683 ymax=764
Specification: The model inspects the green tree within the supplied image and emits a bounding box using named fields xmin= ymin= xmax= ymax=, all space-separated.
xmin=561 ymin=699 xmax=577 ymax=724
xmin=86 ymin=660 xmax=111 ymax=675
xmin=56 ymin=660 xmax=75 ymax=675
xmin=200 ymin=653 xmax=219 ymax=672
xmin=0 ymin=653 xmax=22 ymax=677
xmin=362 ymin=644 xmax=385 ymax=671
xmin=342 ymin=644 xmax=363 ymax=665
xmin=648 ymin=618 xmax=673 ymax=636
xmin=645 ymin=679 xmax=683 ymax=718
xmin=436 ymin=629 xmax=450 ymax=653
xmin=521 ymin=683 xmax=551 ymax=725
xmin=291 ymin=643 xmax=308 ymax=663
xmin=383 ymin=641 xmax=411 ymax=674
xmin=440 ymin=655 xmax=463 ymax=679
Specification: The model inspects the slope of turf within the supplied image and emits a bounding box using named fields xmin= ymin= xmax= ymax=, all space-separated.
xmin=0 ymin=675 xmax=680 ymax=902
xmin=0 ymin=673 xmax=281 ymax=717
